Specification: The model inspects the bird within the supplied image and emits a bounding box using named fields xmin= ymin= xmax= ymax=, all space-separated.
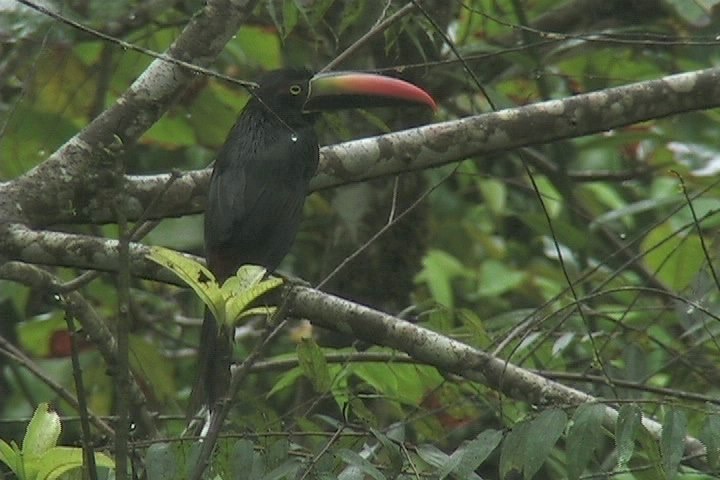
xmin=197 ymin=68 xmax=436 ymax=410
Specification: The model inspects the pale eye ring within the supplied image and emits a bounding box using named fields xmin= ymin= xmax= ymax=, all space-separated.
xmin=289 ymin=85 xmax=302 ymax=95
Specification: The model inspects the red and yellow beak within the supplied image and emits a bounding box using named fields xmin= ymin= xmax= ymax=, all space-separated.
xmin=304 ymin=71 xmax=436 ymax=112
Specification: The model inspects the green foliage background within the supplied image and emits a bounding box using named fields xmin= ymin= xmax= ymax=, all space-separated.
xmin=2 ymin=0 xmax=720 ymax=478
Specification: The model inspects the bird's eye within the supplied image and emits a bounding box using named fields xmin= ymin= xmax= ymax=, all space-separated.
xmin=289 ymin=85 xmax=302 ymax=95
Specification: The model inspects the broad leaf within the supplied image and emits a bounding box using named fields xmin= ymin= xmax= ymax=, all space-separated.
xmin=297 ymin=337 xmax=332 ymax=393
xmin=336 ymin=449 xmax=385 ymax=480
xmin=23 ymin=403 xmax=61 ymax=457
xmin=147 ymin=247 xmax=223 ymax=322
xmin=438 ymin=429 xmax=502 ymax=479
xmin=224 ymin=266 xmax=282 ymax=327
xmin=0 ymin=439 xmax=19 ymax=477
xmin=661 ymin=408 xmax=687 ymax=480
xmin=37 ymin=447 xmax=114 ymax=480
xmin=700 ymin=415 xmax=720 ymax=469
xmin=615 ymin=404 xmax=642 ymax=468
xmin=524 ymin=409 xmax=567 ymax=479
xmin=567 ymin=404 xmax=606 ymax=480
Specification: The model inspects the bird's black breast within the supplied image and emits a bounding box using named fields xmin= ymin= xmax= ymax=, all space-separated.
xmin=204 ymin=104 xmax=319 ymax=280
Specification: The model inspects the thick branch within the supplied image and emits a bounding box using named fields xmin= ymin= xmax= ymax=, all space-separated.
xmin=0 ymin=261 xmax=158 ymax=436
xmin=0 ymin=0 xmax=259 ymax=226
xmin=5 ymin=65 xmax=717 ymax=225
xmin=286 ymin=285 xmax=708 ymax=470
xmin=0 ymin=223 xmax=189 ymax=285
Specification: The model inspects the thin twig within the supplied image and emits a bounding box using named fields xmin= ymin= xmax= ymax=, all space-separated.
xmin=115 ymin=145 xmax=131 ymax=480
xmin=0 ymin=332 xmax=115 ymax=436
xmin=14 ymin=0 xmax=258 ymax=89
xmin=64 ymin=309 xmax=98 ymax=480
xmin=298 ymin=425 xmax=345 ymax=480
xmin=321 ymin=3 xmax=417 ymax=72
xmin=316 ymin=167 xmax=457 ymax=290
xmin=673 ymin=170 xmax=720 ymax=291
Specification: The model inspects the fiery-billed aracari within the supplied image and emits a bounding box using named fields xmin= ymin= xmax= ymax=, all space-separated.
xmin=198 ymin=68 xmax=435 ymax=409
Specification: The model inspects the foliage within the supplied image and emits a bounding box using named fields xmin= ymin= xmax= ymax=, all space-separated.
xmin=3 ymin=0 xmax=720 ymax=479
xmin=147 ymin=247 xmax=283 ymax=328
xmin=0 ymin=403 xmax=114 ymax=479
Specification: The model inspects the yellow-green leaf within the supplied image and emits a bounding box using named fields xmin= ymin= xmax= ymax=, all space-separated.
xmin=297 ymin=337 xmax=332 ymax=393
xmin=641 ymin=222 xmax=704 ymax=290
xmin=224 ymin=266 xmax=283 ymax=327
xmin=34 ymin=446 xmax=114 ymax=480
xmin=147 ymin=247 xmax=223 ymax=322
xmin=23 ymin=403 xmax=61 ymax=457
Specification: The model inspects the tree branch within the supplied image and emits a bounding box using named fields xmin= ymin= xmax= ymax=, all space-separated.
xmin=3 ymin=65 xmax=718 ymax=226
xmin=0 ymin=0 xmax=260 ymax=226
xmin=0 ymin=261 xmax=158 ymax=437
xmin=286 ymin=285 xmax=709 ymax=471
xmin=0 ymin=223 xmax=190 ymax=285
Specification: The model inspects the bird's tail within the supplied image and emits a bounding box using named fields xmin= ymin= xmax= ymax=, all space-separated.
xmin=189 ymin=307 xmax=233 ymax=415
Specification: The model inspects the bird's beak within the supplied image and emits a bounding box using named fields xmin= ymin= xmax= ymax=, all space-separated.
xmin=304 ymin=72 xmax=436 ymax=112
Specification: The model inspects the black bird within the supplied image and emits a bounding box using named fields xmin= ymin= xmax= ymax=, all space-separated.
xmin=198 ymin=68 xmax=435 ymax=409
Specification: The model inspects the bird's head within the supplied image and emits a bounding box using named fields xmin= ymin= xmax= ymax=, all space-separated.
xmin=250 ymin=68 xmax=436 ymax=114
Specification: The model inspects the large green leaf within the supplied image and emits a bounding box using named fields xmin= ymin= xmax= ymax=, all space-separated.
xmin=641 ymin=222 xmax=704 ymax=290
xmin=661 ymin=408 xmax=687 ymax=480
xmin=615 ymin=404 xmax=642 ymax=468
xmin=22 ymin=403 xmax=61 ymax=457
xmin=146 ymin=246 xmax=223 ymax=322
xmin=416 ymin=249 xmax=470 ymax=309
xmin=567 ymin=404 xmax=606 ymax=480
xmin=223 ymin=265 xmax=282 ymax=327
xmin=700 ymin=415 xmax=720 ymax=469
xmin=297 ymin=337 xmax=332 ymax=394
xmin=523 ymin=409 xmax=567 ymax=479
xmin=437 ymin=429 xmax=502 ymax=479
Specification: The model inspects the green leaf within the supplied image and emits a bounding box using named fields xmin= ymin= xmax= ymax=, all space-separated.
xmin=345 ymin=397 xmax=377 ymax=426
xmin=567 ymin=404 xmax=606 ymax=480
xmin=281 ymin=0 xmax=299 ymax=38
xmin=370 ymin=428 xmax=403 ymax=478
xmin=615 ymin=404 xmax=642 ymax=468
xmin=0 ymin=439 xmax=19 ymax=476
xmin=337 ymin=0 xmax=366 ymax=37
xmin=661 ymin=408 xmax=687 ymax=480
xmin=142 ymin=114 xmax=197 ymax=148
xmin=229 ymin=26 xmax=282 ymax=69
xmin=262 ymin=459 xmax=299 ymax=480
xmin=416 ymin=249 xmax=469 ymax=309
xmin=336 ymin=449 xmax=385 ymax=480
xmin=478 ymin=178 xmax=506 ymax=216
xmin=531 ymin=175 xmax=563 ymax=218
xmin=641 ymin=222 xmax=704 ymax=290
xmin=23 ymin=403 xmax=61 ymax=456
xmin=265 ymin=438 xmax=289 ymax=471
xmin=147 ymin=247 xmax=223 ymax=322
xmin=297 ymin=338 xmax=332 ymax=393
xmin=33 ymin=446 xmax=114 ymax=480
xmin=416 ymin=444 xmax=451 ymax=471
xmin=500 ymin=420 xmax=531 ymax=480
xmin=230 ymin=439 xmax=255 ymax=479
xmin=145 ymin=443 xmax=178 ymax=480
xmin=665 ymin=0 xmax=711 ymax=25
xmin=237 ymin=306 xmax=277 ymax=321
xmin=700 ymin=415 xmax=720 ymax=469
xmin=129 ymin=335 xmax=176 ymax=403
xmin=591 ymin=196 xmax=680 ymax=230
xmin=438 ymin=429 xmax=502 ymax=479
xmin=267 ymin=367 xmax=304 ymax=398
xmin=523 ymin=409 xmax=567 ymax=480
xmin=637 ymin=422 xmax=664 ymax=478
xmin=477 ymin=260 xmax=527 ymax=297
xmin=224 ymin=266 xmax=282 ymax=327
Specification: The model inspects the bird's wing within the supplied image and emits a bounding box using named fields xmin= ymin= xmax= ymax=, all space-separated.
xmin=205 ymin=126 xmax=318 ymax=274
